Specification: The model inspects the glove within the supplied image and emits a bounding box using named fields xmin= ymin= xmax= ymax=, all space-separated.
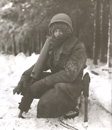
xmin=13 ymin=65 xmax=35 ymax=95
xmin=13 ymin=77 xmax=36 ymax=95
xmin=13 ymin=85 xmax=22 ymax=95
xmin=13 ymin=80 xmax=27 ymax=95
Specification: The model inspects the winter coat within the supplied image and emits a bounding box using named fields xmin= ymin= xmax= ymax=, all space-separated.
xmin=18 ymin=13 xmax=87 ymax=88
xmin=18 ymin=34 xmax=87 ymax=117
xmin=18 ymin=34 xmax=87 ymax=95
xmin=44 ymin=34 xmax=87 ymax=84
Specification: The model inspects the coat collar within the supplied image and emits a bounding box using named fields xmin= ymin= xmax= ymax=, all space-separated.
xmin=53 ymin=35 xmax=78 ymax=62
xmin=57 ymin=35 xmax=78 ymax=56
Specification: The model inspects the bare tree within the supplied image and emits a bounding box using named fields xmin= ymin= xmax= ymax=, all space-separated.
xmin=93 ymin=0 xmax=101 ymax=64
xmin=107 ymin=0 xmax=112 ymax=68
xmin=100 ymin=0 xmax=109 ymax=63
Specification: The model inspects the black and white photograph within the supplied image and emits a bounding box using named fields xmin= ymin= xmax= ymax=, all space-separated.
xmin=0 ymin=0 xmax=112 ymax=130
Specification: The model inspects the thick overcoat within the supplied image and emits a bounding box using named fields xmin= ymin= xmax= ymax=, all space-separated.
xmin=18 ymin=34 xmax=87 ymax=118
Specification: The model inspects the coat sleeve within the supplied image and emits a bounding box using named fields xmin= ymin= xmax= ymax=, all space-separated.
xmin=17 ymin=62 xmax=49 ymax=86
xmin=17 ymin=65 xmax=34 ymax=86
xmin=42 ymin=43 xmax=87 ymax=86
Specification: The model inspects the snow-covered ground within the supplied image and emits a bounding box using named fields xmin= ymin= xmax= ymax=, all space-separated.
xmin=0 ymin=53 xmax=112 ymax=130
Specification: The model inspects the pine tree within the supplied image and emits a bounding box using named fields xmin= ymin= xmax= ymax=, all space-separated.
xmin=108 ymin=0 xmax=112 ymax=68
xmin=100 ymin=0 xmax=109 ymax=63
xmin=93 ymin=0 xmax=101 ymax=64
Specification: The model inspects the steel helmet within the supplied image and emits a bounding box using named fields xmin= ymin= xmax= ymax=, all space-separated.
xmin=49 ymin=13 xmax=73 ymax=32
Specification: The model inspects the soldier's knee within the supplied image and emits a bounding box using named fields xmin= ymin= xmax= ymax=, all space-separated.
xmin=37 ymin=99 xmax=50 ymax=118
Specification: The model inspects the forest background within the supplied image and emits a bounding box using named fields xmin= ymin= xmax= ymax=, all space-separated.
xmin=0 ymin=0 xmax=112 ymax=67
xmin=0 ymin=1 xmax=112 ymax=129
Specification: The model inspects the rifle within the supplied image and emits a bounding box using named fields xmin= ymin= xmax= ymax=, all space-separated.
xmin=30 ymin=36 xmax=53 ymax=80
xmin=83 ymin=72 xmax=90 ymax=128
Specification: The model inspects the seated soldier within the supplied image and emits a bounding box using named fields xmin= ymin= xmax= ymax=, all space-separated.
xmin=13 ymin=13 xmax=87 ymax=118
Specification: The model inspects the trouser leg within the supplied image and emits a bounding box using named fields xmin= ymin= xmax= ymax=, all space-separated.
xmin=18 ymin=89 xmax=34 ymax=112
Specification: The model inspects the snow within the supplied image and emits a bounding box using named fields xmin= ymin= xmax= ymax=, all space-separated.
xmin=0 ymin=53 xmax=112 ymax=130
xmin=1 ymin=2 xmax=13 ymax=11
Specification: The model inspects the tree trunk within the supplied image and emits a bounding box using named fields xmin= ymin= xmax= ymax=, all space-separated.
xmin=100 ymin=0 xmax=109 ymax=63
xmin=12 ymin=33 xmax=17 ymax=56
xmin=93 ymin=0 xmax=101 ymax=65
xmin=108 ymin=0 xmax=112 ymax=68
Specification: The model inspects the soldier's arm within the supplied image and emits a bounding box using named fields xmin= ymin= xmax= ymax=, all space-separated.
xmin=42 ymin=43 xmax=87 ymax=86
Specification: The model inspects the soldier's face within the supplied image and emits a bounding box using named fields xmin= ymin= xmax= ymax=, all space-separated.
xmin=53 ymin=29 xmax=63 ymax=39
xmin=50 ymin=23 xmax=72 ymax=48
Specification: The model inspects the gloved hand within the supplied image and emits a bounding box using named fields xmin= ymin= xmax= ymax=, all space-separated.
xmin=13 ymin=80 xmax=27 ymax=95
xmin=13 ymin=77 xmax=36 ymax=95
xmin=13 ymin=85 xmax=22 ymax=95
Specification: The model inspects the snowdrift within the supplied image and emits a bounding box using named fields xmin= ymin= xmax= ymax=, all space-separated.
xmin=0 ymin=53 xmax=111 ymax=130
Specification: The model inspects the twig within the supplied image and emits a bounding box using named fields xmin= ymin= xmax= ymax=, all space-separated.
xmin=59 ymin=118 xmax=78 ymax=130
